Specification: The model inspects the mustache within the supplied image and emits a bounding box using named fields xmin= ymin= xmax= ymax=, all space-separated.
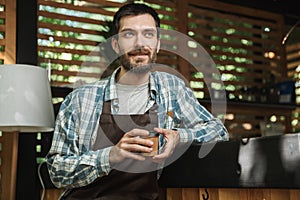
xmin=127 ymin=48 xmax=150 ymax=56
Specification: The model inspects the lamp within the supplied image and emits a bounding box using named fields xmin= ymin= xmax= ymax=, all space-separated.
xmin=0 ymin=64 xmax=54 ymax=199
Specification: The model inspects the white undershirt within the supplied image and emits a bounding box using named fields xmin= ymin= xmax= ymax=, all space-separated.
xmin=116 ymin=82 xmax=149 ymax=114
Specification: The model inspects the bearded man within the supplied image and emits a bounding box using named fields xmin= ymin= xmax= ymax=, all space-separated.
xmin=46 ymin=3 xmax=229 ymax=200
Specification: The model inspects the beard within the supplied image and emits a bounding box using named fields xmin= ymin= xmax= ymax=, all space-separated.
xmin=119 ymin=48 xmax=158 ymax=74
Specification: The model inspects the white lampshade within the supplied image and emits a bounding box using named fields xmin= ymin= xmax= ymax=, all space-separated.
xmin=0 ymin=64 xmax=55 ymax=132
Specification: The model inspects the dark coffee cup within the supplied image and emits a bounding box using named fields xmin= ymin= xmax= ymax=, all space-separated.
xmin=142 ymin=131 xmax=159 ymax=156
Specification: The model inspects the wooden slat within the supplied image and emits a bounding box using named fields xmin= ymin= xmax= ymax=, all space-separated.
xmin=182 ymin=188 xmax=199 ymax=200
xmin=4 ymin=0 xmax=16 ymax=64
xmin=38 ymin=22 xmax=101 ymax=36
xmin=0 ymin=24 xmax=5 ymax=34
xmin=156 ymin=58 xmax=178 ymax=66
xmin=199 ymin=60 xmax=274 ymax=71
xmin=189 ymin=0 xmax=282 ymax=22
xmin=286 ymin=51 xmax=300 ymax=60
xmin=286 ymin=43 xmax=300 ymax=52
xmin=188 ymin=5 xmax=280 ymax=31
xmin=287 ymin=60 xmax=300 ymax=70
xmin=290 ymin=190 xmax=300 ymax=200
xmin=51 ymin=69 xmax=101 ymax=78
xmin=166 ymin=188 xmax=182 ymax=200
xmin=218 ymin=188 xmax=241 ymax=200
xmin=50 ymin=80 xmax=74 ymax=87
xmin=0 ymin=51 xmax=5 ymax=59
xmin=0 ymin=132 xmax=18 ymax=200
xmin=83 ymin=0 xmax=123 ymax=8
xmin=38 ymin=10 xmax=107 ymax=27
xmin=146 ymin=0 xmax=176 ymax=9
xmin=38 ymin=46 xmax=93 ymax=56
xmin=0 ymin=12 xmax=5 ymax=18
xmin=206 ymin=48 xmax=278 ymax=64
xmin=193 ymin=36 xmax=280 ymax=54
xmin=160 ymin=18 xmax=178 ymax=27
xmin=204 ymin=188 xmax=219 ymax=200
xmin=38 ymin=33 xmax=99 ymax=46
xmin=191 ymin=26 xmax=281 ymax=48
xmin=151 ymin=6 xmax=177 ymax=18
xmin=37 ymin=57 xmax=107 ymax=69
xmin=38 ymin=0 xmax=116 ymax=16
xmin=270 ymin=189 xmax=291 ymax=200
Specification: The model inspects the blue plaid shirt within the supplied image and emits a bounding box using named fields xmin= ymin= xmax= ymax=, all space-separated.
xmin=46 ymin=69 xmax=229 ymax=189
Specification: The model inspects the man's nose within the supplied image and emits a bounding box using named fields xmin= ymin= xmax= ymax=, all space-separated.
xmin=135 ymin=33 xmax=145 ymax=47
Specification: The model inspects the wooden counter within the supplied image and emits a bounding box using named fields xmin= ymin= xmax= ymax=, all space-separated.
xmin=42 ymin=134 xmax=300 ymax=199
xmin=158 ymin=133 xmax=300 ymax=199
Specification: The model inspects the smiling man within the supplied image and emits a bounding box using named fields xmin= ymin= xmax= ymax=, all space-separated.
xmin=112 ymin=9 xmax=160 ymax=84
xmin=112 ymin=13 xmax=159 ymax=74
xmin=46 ymin=3 xmax=229 ymax=200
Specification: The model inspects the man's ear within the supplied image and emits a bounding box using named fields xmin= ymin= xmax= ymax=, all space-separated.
xmin=111 ymin=37 xmax=120 ymax=54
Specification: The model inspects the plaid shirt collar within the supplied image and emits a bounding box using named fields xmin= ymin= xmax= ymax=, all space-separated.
xmin=104 ymin=67 xmax=158 ymax=103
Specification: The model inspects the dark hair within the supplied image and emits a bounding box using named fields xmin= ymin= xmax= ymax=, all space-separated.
xmin=112 ymin=3 xmax=160 ymax=35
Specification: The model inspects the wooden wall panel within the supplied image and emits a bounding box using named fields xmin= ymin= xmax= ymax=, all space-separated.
xmin=0 ymin=132 xmax=18 ymax=200
xmin=4 ymin=0 xmax=16 ymax=64
xmin=165 ymin=188 xmax=300 ymax=200
xmin=187 ymin=0 xmax=285 ymax=100
xmin=0 ymin=0 xmax=17 ymax=199
xmin=286 ymin=42 xmax=300 ymax=132
xmin=182 ymin=188 xmax=199 ymax=200
xmin=166 ymin=188 xmax=182 ymax=200
xmin=290 ymin=189 xmax=300 ymax=200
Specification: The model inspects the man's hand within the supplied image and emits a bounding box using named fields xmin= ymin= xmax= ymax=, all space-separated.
xmin=109 ymin=129 xmax=154 ymax=165
xmin=152 ymin=127 xmax=179 ymax=163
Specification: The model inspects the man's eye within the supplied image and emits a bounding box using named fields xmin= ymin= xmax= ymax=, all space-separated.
xmin=122 ymin=31 xmax=134 ymax=38
xmin=145 ymin=32 xmax=155 ymax=38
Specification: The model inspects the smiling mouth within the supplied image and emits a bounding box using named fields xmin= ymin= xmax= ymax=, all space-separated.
xmin=128 ymin=49 xmax=150 ymax=57
xmin=129 ymin=53 xmax=148 ymax=57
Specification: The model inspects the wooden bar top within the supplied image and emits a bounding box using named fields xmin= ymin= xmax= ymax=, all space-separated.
xmin=159 ymin=133 xmax=300 ymax=188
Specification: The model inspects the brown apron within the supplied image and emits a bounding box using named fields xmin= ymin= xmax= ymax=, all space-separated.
xmin=63 ymin=101 xmax=159 ymax=200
